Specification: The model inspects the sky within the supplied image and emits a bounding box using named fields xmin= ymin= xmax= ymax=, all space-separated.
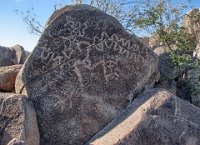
xmin=0 ymin=0 xmax=75 ymax=51
xmin=0 ymin=0 xmax=200 ymax=52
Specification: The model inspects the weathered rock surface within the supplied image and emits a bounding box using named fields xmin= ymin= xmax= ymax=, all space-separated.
xmin=0 ymin=45 xmax=28 ymax=67
xmin=154 ymin=52 xmax=177 ymax=94
xmin=138 ymin=37 xmax=149 ymax=46
xmin=157 ymin=52 xmax=175 ymax=81
xmin=25 ymin=51 xmax=30 ymax=60
xmin=87 ymin=89 xmax=200 ymax=145
xmin=16 ymin=4 xmax=159 ymax=145
xmin=0 ymin=46 xmax=16 ymax=67
xmin=148 ymin=34 xmax=161 ymax=47
xmin=182 ymin=8 xmax=200 ymax=37
xmin=187 ymin=67 xmax=200 ymax=107
xmin=182 ymin=9 xmax=200 ymax=59
xmin=150 ymin=44 xmax=176 ymax=94
xmin=0 ymin=65 xmax=22 ymax=92
xmin=153 ymin=45 xmax=169 ymax=55
xmin=0 ymin=93 xmax=39 ymax=145
xmin=12 ymin=45 xmax=27 ymax=64
xmin=7 ymin=138 xmax=25 ymax=145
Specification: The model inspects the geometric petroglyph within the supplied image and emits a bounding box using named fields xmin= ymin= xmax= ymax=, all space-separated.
xmin=15 ymin=5 xmax=159 ymax=145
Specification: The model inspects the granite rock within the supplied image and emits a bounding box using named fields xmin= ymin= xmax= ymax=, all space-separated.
xmin=16 ymin=4 xmax=159 ymax=145
xmin=0 ymin=65 xmax=22 ymax=92
xmin=87 ymin=89 xmax=200 ymax=145
xmin=0 ymin=93 xmax=39 ymax=145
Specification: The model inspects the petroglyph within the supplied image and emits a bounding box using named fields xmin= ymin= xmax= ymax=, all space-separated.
xmin=15 ymin=5 xmax=159 ymax=145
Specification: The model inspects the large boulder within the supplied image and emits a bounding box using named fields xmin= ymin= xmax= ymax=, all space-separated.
xmin=15 ymin=4 xmax=159 ymax=145
xmin=0 ymin=65 xmax=22 ymax=92
xmin=0 ymin=93 xmax=39 ymax=145
xmin=87 ymin=89 xmax=200 ymax=145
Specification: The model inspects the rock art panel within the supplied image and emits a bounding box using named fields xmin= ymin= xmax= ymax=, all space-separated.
xmin=16 ymin=4 xmax=159 ymax=145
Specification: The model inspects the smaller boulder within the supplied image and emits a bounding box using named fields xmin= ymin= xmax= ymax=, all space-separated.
xmin=87 ymin=89 xmax=200 ymax=145
xmin=0 ymin=46 xmax=16 ymax=67
xmin=154 ymin=52 xmax=176 ymax=94
xmin=158 ymin=52 xmax=176 ymax=81
xmin=153 ymin=45 xmax=169 ymax=55
xmin=0 ymin=65 xmax=22 ymax=92
xmin=11 ymin=45 xmax=27 ymax=64
xmin=0 ymin=45 xmax=29 ymax=67
xmin=0 ymin=93 xmax=39 ymax=145
xmin=148 ymin=34 xmax=161 ymax=47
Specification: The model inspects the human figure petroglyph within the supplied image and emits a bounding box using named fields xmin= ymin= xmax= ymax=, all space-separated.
xmin=15 ymin=5 xmax=159 ymax=145
xmin=104 ymin=60 xmax=120 ymax=82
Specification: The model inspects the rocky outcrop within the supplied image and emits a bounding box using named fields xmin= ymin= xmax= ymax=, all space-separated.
xmin=0 ymin=45 xmax=29 ymax=67
xmin=182 ymin=9 xmax=200 ymax=59
xmin=182 ymin=8 xmax=200 ymax=37
xmin=157 ymin=52 xmax=176 ymax=81
xmin=15 ymin=4 xmax=159 ymax=145
xmin=0 ymin=46 xmax=16 ymax=67
xmin=87 ymin=89 xmax=200 ymax=145
xmin=140 ymin=35 xmax=177 ymax=94
xmin=0 ymin=93 xmax=39 ymax=145
xmin=155 ymin=52 xmax=176 ymax=94
xmin=0 ymin=65 xmax=22 ymax=92
xmin=12 ymin=45 xmax=27 ymax=64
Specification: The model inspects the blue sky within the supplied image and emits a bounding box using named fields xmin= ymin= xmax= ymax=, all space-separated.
xmin=0 ymin=0 xmax=200 ymax=52
xmin=0 ymin=0 xmax=74 ymax=51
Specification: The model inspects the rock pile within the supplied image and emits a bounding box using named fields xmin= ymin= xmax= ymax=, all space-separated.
xmin=139 ymin=8 xmax=200 ymax=107
xmin=1 ymin=4 xmax=200 ymax=145
xmin=0 ymin=45 xmax=30 ymax=93
xmin=0 ymin=45 xmax=33 ymax=145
